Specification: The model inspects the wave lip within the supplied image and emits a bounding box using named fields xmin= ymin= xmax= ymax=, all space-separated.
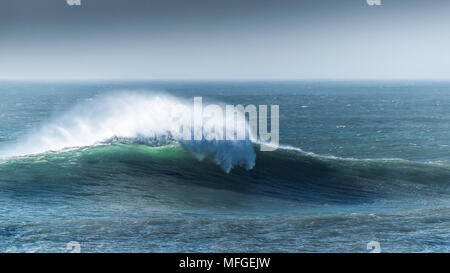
xmin=0 ymin=92 xmax=256 ymax=172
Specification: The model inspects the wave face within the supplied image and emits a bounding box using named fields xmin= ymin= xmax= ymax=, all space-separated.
xmin=1 ymin=139 xmax=450 ymax=207
xmin=0 ymin=92 xmax=256 ymax=173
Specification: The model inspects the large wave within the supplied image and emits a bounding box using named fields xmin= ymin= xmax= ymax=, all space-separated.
xmin=1 ymin=91 xmax=450 ymax=203
xmin=0 ymin=92 xmax=256 ymax=173
xmin=1 ymin=141 xmax=449 ymax=206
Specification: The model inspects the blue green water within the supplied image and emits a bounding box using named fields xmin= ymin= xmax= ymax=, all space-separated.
xmin=0 ymin=81 xmax=449 ymax=252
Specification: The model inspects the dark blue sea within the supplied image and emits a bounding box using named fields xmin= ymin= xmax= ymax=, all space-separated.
xmin=0 ymin=81 xmax=449 ymax=252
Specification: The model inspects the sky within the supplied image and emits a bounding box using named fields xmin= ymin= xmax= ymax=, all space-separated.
xmin=1 ymin=0 xmax=450 ymax=80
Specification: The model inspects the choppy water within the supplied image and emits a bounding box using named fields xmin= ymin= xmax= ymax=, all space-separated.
xmin=0 ymin=81 xmax=449 ymax=252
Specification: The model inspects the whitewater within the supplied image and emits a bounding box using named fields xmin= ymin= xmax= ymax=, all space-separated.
xmin=0 ymin=92 xmax=259 ymax=173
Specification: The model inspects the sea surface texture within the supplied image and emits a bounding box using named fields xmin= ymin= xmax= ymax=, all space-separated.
xmin=0 ymin=81 xmax=449 ymax=252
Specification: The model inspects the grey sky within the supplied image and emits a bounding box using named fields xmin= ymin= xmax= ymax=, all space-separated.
xmin=1 ymin=0 xmax=449 ymax=80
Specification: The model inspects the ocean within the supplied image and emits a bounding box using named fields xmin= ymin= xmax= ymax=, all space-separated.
xmin=0 ymin=81 xmax=449 ymax=252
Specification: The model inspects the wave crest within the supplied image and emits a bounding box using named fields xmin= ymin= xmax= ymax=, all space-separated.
xmin=0 ymin=92 xmax=256 ymax=172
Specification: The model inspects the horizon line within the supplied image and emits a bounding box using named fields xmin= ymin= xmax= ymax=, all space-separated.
xmin=2 ymin=78 xmax=450 ymax=82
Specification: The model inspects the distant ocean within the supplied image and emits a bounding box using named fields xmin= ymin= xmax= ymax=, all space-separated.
xmin=0 ymin=81 xmax=449 ymax=252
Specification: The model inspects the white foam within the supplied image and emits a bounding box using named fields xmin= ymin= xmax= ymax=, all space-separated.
xmin=0 ymin=92 xmax=256 ymax=172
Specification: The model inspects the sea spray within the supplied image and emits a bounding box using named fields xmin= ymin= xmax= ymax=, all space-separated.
xmin=0 ymin=92 xmax=259 ymax=172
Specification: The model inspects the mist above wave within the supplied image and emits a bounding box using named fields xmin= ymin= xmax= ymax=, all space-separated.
xmin=0 ymin=92 xmax=256 ymax=172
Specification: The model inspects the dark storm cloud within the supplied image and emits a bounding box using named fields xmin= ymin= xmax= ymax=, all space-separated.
xmin=1 ymin=0 xmax=450 ymax=79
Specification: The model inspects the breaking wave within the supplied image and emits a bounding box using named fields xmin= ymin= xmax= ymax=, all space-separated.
xmin=0 ymin=92 xmax=256 ymax=172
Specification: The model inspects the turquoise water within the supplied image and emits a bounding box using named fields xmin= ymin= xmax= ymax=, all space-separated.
xmin=0 ymin=81 xmax=449 ymax=252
